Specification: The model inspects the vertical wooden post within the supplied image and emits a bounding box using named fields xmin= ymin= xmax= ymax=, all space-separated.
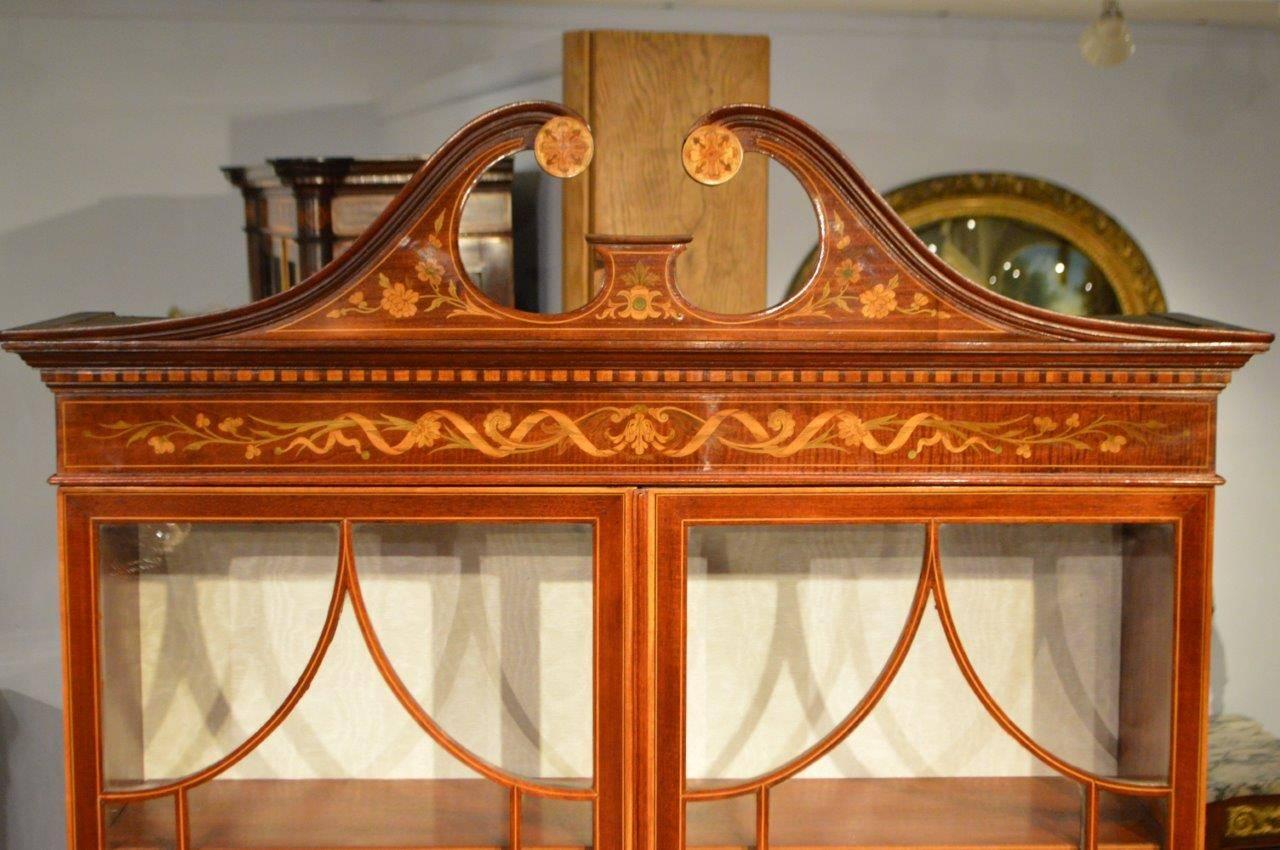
xmin=509 ymin=786 xmax=522 ymax=850
xmin=1168 ymin=492 xmax=1215 ymax=848
xmin=756 ymin=786 xmax=770 ymax=850
xmin=562 ymin=31 xmax=770 ymax=313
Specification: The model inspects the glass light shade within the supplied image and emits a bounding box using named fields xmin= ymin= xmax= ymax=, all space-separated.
xmin=1080 ymin=4 xmax=1135 ymax=68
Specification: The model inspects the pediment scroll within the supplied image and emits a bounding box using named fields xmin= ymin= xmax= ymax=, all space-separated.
xmin=261 ymin=100 xmax=1007 ymax=340
xmin=5 ymin=101 xmax=1270 ymax=354
xmin=678 ymin=108 xmax=999 ymax=333
xmin=267 ymin=103 xmax=600 ymax=335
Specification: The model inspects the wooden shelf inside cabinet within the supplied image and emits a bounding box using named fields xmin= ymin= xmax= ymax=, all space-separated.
xmin=107 ymin=779 xmax=592 ymax=850
xmin=106 ymin=778 xmax=1161 ymax=850
xmin=689 ymin=778 xmax=1163 ymax=850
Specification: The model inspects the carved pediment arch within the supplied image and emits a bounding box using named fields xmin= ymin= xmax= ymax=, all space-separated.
xmin=2 ymin=101 xmax=1269 ymax=377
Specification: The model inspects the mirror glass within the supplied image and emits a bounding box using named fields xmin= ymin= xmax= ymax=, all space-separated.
xmin=916 ymin=216 xmax=1120 ymax=316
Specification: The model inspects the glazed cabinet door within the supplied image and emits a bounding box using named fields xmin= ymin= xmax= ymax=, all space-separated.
xmin=652 ymin=489 xmax=1213 ymax=850
xmin=62 ymin=489 xmax=629 ymax=850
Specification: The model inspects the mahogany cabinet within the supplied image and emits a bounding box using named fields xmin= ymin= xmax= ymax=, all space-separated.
xmin=3 ymin=102 xmax=1271 ymax=850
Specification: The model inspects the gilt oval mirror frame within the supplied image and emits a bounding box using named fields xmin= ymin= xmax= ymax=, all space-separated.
xmin=789 ymin=172 xmax=1167 ymax=317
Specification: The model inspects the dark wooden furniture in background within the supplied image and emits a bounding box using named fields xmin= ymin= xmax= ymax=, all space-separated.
xmin=223 ymin=156 xmax=514 ymax=303
xmin=3 ymin=102 xmax=1271 ymax=850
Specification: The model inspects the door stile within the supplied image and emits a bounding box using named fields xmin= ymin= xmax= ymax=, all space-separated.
xmin=1167 ymin=488 xmax=1213 ymax=849
xmin=60 ymin=492 xmax=103 ymax=850
xmin=653 ymin=492 xmax=688 ymax=850
xmin=629 ymin=488 xmax=657 ymax=850
xmin=595 ymin=491 xmax=631 ymax=850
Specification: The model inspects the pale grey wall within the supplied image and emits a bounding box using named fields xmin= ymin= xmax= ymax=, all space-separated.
xmin=1 ymin=2 xmax=1276 ymax=847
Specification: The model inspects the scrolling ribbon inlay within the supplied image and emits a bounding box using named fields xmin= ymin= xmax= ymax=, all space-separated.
xmin=88 ymin=406 xmax=1167 ymax=463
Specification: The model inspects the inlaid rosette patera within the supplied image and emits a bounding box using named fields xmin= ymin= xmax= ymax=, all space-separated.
xmin=535 ymin=115 xmax=594 ymax=179
xmin=682 ymin=124 xmax=744 ymax=186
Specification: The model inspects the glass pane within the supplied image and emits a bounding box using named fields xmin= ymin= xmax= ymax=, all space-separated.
xmin=686 ymin=795 xmax=755 ymax=850
xmin=99 ymin=518 xmax=598 ymax=849
xmin=189 ymin=778 xmax=508 ymax=849
xmin=104 ymin=796 xmax=176 ymax=849
xmin=685 ymin=524 xmax=925 ymax=788
xmin=353 ymin=522 xmax=594 ymax=786
xmin=97 ymin=523 xmax=341 ymax=791
xmin=524 ymin=796 xmax=594 ymax=850
xmin=769 ymin=776 xmax=1086 ymax=849
xmin=188 ymin=608 xmax=511 ymax=848
xmin=760 ymin=613 xmax=1086 ymax=849
xmin=939 ymin=523 xmax=1175 ymax=783
xmin=793 ymin=607 xmax=1046 ymax=779
xmin=1099 ymin=789 xmax=1168 ymax=849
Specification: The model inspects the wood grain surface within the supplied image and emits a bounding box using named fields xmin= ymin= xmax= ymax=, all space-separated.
xmin=4 ymin=100 xmax=1270 ymax=850
xmin=104 ymin=777 xmax=1163 ymax=850
xmin=561 ymin=31 xmax=769 ymax=312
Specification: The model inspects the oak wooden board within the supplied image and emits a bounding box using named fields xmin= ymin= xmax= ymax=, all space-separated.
xmin=562 ymin=31 xmax=770 ymax=312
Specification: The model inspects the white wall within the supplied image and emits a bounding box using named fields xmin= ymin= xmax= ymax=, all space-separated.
xmin=1 ymin=2 xmax=1276 ymax=847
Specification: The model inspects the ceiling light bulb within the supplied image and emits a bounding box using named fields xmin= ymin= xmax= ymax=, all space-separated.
xmin=1080 ymin=0 xmax=1134 ymax=68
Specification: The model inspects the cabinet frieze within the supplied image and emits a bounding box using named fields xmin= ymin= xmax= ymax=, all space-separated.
xmin=61 ymin=396 xmax=1213 ymax=475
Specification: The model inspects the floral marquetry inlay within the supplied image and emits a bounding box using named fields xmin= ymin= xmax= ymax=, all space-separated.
xmin=296 ymin=134 xmax=964 ymax=331
xmin=790 ymin=259 xmax=948 ymax=321
xmin=324 ymin=214 xmax=497 ymax=322
xmin=535 ymin=116 xmax=593 ymax=179
xmin=85 ymin=405 xmax=1171 ymax=464
xmin=596 ymin=264 xmax=683 ymax=321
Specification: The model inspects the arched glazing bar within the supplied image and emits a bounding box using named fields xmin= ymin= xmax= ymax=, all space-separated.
xmin=682 ymin=522 xmax=1172 ymax=850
